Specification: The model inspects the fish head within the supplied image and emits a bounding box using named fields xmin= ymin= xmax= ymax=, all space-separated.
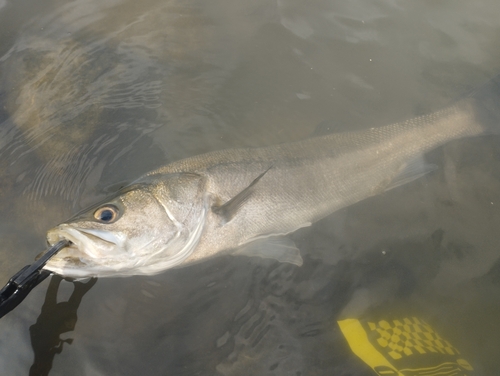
xmin=44 ymin=173 xmax=208 ymax=278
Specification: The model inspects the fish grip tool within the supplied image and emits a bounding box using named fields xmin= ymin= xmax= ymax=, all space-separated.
xmin=0 ymin=240 xmax=70 ymax=319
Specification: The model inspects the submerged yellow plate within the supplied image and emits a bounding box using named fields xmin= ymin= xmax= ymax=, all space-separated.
xmin=338 ymin=317 xmax=474 ymax=376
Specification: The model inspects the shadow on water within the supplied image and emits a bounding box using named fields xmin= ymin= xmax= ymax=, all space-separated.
xmin=28 ymin=276 xmax=96 ymax=376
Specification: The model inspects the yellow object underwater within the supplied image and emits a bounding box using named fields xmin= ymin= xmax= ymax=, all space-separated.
xmin=338 ymin=317 xmax=474 ymax=376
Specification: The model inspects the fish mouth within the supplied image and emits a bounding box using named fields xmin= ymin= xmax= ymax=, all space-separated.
xmin=45 ymin=225 xmax=112 ymax=269
xmin=44 ymin=225 xmax=131 ymax=278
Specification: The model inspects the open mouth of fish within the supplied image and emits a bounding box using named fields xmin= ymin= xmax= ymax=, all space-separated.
xmin=44 ymin=226 xmax=113 ymax=268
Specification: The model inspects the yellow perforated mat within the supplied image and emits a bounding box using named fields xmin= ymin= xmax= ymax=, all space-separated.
xmin=338 ymin=317 xmax=474 ymax=376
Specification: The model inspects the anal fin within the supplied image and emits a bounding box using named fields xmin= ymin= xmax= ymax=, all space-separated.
xmin=384 ymin=155 xmax=437 ymax=192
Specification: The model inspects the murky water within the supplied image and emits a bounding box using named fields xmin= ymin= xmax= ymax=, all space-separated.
xmin=1 ymin=0 xmax=500 ymax=374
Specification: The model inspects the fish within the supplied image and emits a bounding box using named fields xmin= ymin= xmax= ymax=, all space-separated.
xmin=43 ymin=76 xmax=500 ymax=278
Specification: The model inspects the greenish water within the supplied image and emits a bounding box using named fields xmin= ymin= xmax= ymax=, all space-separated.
xmin=0 ymin=0 xmax=500 ymax=374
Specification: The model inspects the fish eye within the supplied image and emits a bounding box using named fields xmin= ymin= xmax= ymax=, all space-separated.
xmin=94 ymin=205 xmax=119 ymax=223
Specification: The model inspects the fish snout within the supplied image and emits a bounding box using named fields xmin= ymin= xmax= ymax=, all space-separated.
xmin=46 ymin=224 xmax=101 ymax=259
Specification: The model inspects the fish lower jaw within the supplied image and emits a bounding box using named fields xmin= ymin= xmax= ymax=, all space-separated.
xmin=49 ymin=245 xmax=88 ymax=262
xmin=42 ymin=262 xmax=98 ymax=279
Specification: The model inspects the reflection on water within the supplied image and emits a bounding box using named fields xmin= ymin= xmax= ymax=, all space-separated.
xmin=29 ymin=276 xmax=96 ymax=376
xmin=0 ymin=0 xmax=500 ymax=374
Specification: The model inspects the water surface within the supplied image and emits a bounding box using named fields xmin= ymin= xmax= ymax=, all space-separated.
xmin=1 ymin=0 xmax=500 ymax=374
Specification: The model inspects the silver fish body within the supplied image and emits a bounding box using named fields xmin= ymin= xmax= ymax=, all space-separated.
xmin=43 ymin=89 xmax=495 ymax=278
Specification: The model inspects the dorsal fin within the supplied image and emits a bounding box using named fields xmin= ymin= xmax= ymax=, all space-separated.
xmin=213 ymin=166 xmax=272 ymax=223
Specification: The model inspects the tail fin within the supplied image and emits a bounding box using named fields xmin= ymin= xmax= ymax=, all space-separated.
xmin=467 ymin=74 xmax=500 ymax=134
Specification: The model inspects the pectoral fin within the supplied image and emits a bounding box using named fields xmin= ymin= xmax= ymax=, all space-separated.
xmin=233 ymin=235 xmax=303 ymax=266
xmin=213 ymin=166 xmax=272 ymax=223
xmin=384 ymin=155 xmax=437 ymax=192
